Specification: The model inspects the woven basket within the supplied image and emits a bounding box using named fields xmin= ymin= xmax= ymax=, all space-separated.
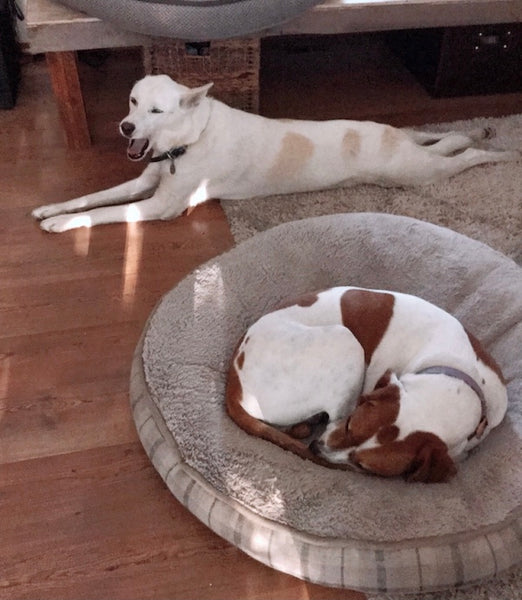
xmin=143 ymin=38 xmax=260 ymax=113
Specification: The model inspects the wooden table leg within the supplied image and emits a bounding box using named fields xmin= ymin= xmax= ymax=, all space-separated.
xmin=46 ymin=51 xmax=91 ymax=149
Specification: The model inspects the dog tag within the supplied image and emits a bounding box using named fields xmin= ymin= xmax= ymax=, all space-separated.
xmin=170 ymin=159 xmax=176 ymax=175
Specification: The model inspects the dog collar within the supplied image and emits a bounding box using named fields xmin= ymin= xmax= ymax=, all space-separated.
xmin=150 ymin=145 xmax=187 ymax=174
xmin=417 ymin=366 xmax=488 ymax=439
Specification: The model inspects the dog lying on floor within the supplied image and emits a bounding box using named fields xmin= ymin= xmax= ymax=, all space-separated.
xmin=226 ymin=287 xmax=508 ymax=483
xmin=32 ymin=75 xmax=519 ymax=232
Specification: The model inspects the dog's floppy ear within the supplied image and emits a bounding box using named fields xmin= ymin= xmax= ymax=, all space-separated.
xmin=180 ymin=82 xmax=214 ymax=109
xmin=405 ymin=433 xmax=457 ymax=483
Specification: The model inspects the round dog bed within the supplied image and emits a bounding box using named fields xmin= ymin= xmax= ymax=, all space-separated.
xmin=130 ymin=213 xmax=522 ymax=594
xmin=58 ymin=0 xmax=323 ymax=39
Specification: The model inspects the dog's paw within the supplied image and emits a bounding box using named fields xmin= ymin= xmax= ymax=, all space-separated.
xmin=469 ymin=127 xmax=496 ymax=142
xmin=39 ymin=214 xmax=91 ymax=233
xmin=482 ymin=126 xmax=496 ymax=140
xmin=32 ymin=204 xmax=64 ymax=220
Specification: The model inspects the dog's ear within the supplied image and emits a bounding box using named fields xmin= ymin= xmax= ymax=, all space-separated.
xmin=350 ymin=432 xmax=457 ymax=483
xmin=405 ymin=433 xmax=457 ymax=483
xmin=180 ymin=82 xmax=214 ymax=109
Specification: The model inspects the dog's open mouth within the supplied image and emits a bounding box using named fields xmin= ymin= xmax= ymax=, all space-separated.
xmin=127 ymin=138 xmax=149 ymax=161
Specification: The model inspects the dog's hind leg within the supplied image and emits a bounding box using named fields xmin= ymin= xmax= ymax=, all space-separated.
xmin=404 ymin=129 xmax=459 ymax=145
xmin=405 ymin=127 xmax=494 ymax=151
xmin=414 ymin=146 xmax=520 ymax=185
xmin=421 ymin=128 xmax=496 ymax=156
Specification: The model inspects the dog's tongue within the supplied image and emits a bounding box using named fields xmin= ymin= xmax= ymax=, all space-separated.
xmin=127 ymin=138 xmax=149 ymax=161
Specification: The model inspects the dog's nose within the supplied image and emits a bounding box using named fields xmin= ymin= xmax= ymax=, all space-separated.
xmin=120 ymin=121 xmax=135 ymax=137
xmin=309 ymin=439 xmax=324 ymax=455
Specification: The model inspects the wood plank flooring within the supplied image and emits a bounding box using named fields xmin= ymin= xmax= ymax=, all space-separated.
xmin=1 ymin=36 xmax=521 ymax=599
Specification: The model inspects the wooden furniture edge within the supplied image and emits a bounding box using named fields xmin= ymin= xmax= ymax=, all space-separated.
xmin=24 ymin=0 xmax=522 ymax=149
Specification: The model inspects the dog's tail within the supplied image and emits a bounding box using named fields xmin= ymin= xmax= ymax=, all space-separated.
xmin=225 ymin=358 xmax=329 ymax=465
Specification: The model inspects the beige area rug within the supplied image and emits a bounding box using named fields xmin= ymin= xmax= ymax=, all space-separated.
xmin=220 ymin=114 xmax=521 ymax=598
xmin=220 ymin=114 xmax=522 ymax=264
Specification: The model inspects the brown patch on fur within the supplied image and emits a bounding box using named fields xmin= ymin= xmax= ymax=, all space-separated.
xmin=326 ymin=381 xmax=401 ymax=449
xmin=352 ymin=431 xmax=457 ymax=483
xmin=340 ymin=289 xmax=394 ymax=364
xmin=346 ymin=382 xmax=401 ymax=446
xmin=268 ymin=132 xmax=314 ymax=181
xmin=377 ymin=425 xmax=400 ymax=444
xmin=380 ymin=126 xmax=403 ymax=155
xmin=236 ymin=351 xmax=245 ymax=370
xmin=373 ymin=369 xmax=394 ymax=390
xmin=342 ymin=129 xmax=361 ymax=158
xmin=465 ymin=329 xmax=506 ymax=384
xmin=324 ymin=421 xmax=351 ymax=451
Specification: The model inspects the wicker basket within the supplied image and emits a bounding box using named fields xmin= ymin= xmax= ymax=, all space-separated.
xmin=143 ymin=37 xmax=260 ymax=113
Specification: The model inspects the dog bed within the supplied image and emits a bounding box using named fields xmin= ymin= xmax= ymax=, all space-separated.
xmin=130 ymin=213 xmax=522 ymax=594
xmin=57 ymin=0 xmax=323 ymax=39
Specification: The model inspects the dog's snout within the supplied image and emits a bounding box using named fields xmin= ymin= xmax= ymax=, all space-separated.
xmin=120 ymin=121 xmax=135 ymax=137
xmin=309 ymin=439 xmax=324 ymax=455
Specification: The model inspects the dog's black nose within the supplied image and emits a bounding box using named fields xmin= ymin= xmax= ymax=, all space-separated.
xmin=120 ymin=121 xmax=135 ymax=137
xmin=309 ymin=439 xmax=323 ymax=455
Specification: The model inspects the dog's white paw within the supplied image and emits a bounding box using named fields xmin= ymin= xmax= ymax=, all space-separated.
xmin=468 ymin=127 xmax=496 ymax=142
xmin=40 ymin=214 xmax=91 ymax=233
xmin=32 ymin=204 xmax=65 ymax=220
xmin=482 ymin=126 xmax=496 ymax=140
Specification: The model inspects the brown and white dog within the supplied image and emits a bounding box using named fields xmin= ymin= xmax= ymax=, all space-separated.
xmin=32 ymin=74 xmax=519 ymax=232
xmin=226 ymin=287 xmax=508 ymax=483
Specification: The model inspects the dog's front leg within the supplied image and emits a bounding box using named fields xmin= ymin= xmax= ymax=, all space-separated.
xmin=37 ymin=176 xmax=196 ymax=232
xmin=32 ymin=164 xmax=161 ymax=222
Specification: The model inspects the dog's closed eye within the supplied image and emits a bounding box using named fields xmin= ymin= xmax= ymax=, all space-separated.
xmin=130 ymin=97 xmax=137 ymax=106
xmin=150 ymin=107 xmax=163 ymax=114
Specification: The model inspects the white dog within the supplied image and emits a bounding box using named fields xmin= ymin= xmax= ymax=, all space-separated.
xmin=32 ymin=75 xmax=519 ymax=232
xmin=226 ymin=287 xmax=508 ymax=482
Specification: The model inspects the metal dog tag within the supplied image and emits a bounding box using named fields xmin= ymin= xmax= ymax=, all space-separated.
xmin=170 ymin=159 xmax=176 ymax=175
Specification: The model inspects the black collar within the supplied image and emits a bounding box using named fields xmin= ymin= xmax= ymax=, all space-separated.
xmin=150 ymin=145 xmax=187 ymax=174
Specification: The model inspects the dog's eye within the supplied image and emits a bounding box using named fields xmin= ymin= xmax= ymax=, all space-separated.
xmin=130 ymin=97 xmax=137 ymax=106
xmin=150 ymin=107 xmax=163 ymax=114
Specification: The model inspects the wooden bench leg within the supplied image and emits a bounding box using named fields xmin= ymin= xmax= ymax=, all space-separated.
xmin=46 ymin=51 xmax=91 ymax=149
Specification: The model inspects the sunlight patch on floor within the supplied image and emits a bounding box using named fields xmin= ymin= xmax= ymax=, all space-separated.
xmin=122 ymin=219 xmax=144 ymax=309
xmin=73 ymin=225 xmax=92 ymax=257
xmin=193 ymin=261 xmax=225 ymax=314
xmin=0 ymin=354 xmax=11 ymax=425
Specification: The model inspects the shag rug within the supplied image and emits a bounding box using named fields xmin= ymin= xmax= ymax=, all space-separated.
xmin=220 ymin=114 xmax=522 ymax=262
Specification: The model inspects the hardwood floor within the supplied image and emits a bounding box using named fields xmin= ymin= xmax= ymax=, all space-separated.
xmin=1 ymin=36 xmax=521 ymax=599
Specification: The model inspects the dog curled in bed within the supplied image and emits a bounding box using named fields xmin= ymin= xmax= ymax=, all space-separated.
xmin=226 ymin=287 xmax=508 ymax=483
xmin=32 ymin=75 xmax=520 ymax=232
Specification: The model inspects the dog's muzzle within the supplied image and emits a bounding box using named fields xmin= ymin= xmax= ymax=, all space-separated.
xmin=119 ymin=121 xmax=149 ymax=161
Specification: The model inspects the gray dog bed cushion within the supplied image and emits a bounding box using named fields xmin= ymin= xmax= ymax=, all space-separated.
xmin=58 ymin=0 xmax=323 ymax=39
xmin=130 ymin=213 xmax=522 ymax=594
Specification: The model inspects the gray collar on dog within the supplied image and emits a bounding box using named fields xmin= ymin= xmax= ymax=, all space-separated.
xmin=417 ymin=365 xmax=488 ymax=439
xmin=150 ymin=145 xmax=187 ymax=174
